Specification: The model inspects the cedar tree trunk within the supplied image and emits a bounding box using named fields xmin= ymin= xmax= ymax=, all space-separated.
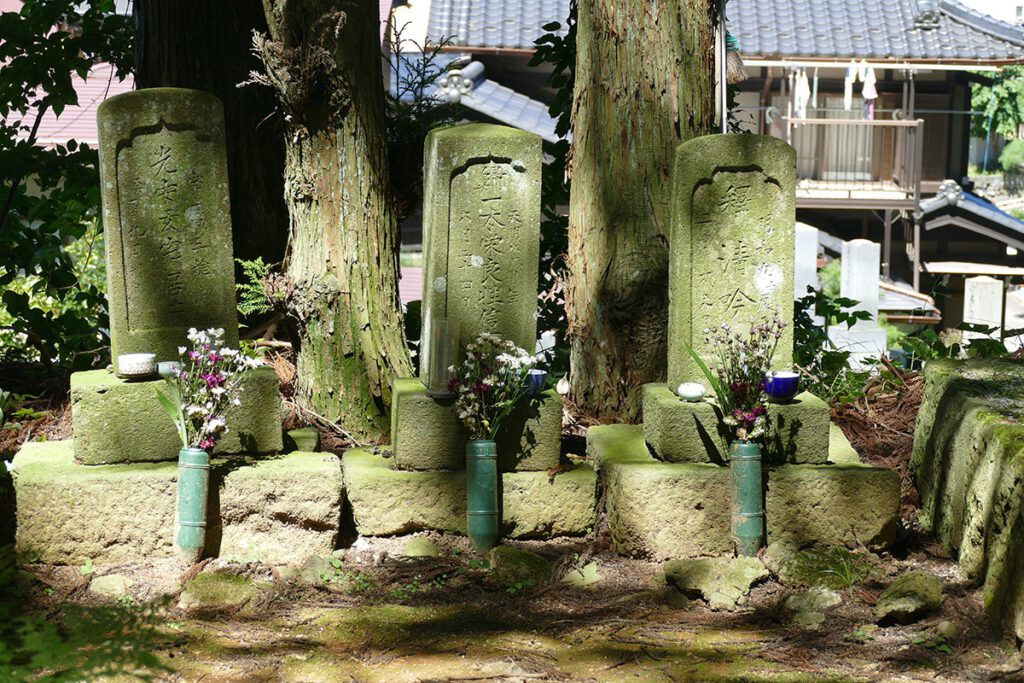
xmin=566 ymin=0 xmax=716 ymax=421
xmin=256 ymin=0 xmax=411 ymax=441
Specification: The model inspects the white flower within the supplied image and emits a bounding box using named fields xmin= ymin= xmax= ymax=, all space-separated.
xmin=232 ymin=398 xmax=241 ymax=406
xmin=177 ymin=346 xmax=187 ymax=355
xmin=211 ymin=387 xmax=226 ymax=396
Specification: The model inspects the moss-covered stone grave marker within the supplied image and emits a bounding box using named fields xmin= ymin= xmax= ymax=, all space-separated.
xmin=98 ymin=87 xmax=238 ymax=361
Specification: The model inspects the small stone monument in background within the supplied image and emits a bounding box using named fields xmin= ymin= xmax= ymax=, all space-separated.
xmin=963 ymin=275 xmax=1004 ymax=341
xmin=829 ymin=239 xmax=887 ymax=366
xmin=794 ymin=223 xmax=820 ymax=299
xmin=98 ymin=88 xmax=238 ymax=361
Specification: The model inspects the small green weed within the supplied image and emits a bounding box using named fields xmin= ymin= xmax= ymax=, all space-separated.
xmin=784 ymin=548 xmax=877 ymax=590
xmin=913 ymin=632 xmax=953 ymax=654
xmin=319 ymin=558 xmax=375 ymax=595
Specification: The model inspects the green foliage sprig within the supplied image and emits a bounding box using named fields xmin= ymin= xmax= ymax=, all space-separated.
xmin=0 ymin=1 xmax=132 ymax=369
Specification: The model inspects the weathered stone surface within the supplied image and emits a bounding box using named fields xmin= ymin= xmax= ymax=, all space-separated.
xmin=664 ymin=557 xmax=768 ymax=611
xmin=342 ymin=448 xmax=595 ymax=538
xmin=97 ymin=88 xmax=238 ymax=361
xmin=285 ymin=427 xmax=320 ymax=453
xmin=71 ymin=367 xmax=283 ymax=464
xmin=402 ymin=538 xmax=440 ymax=558
xmin=419 ymin=123 xmax=542 ymax=376
xmin=489 ymin=546 xmax=551 ymax=587
xmin=668 ymin=134 xmax=796 ymax=387
xmin=642 ymin=384 xmax=830 ymax=465
xmin=765 ymin=464 xmax=899 ymax=550
xmin=875 ymin=572 xmax=943 ymax=624
xmin=783 ymin=586 xmax=842 ymax=629
xmin=12 ymin=441 xmax=339 ymax=565
xmin=911 ymin=358 xmax=1024 ymax=639
xmin=588 ymin=424 xmax=899 ymax=560
xmin=214 ymin=451 xmax=342 ymax=564
xmin=828 ymin=423 xmax=860 ymax=464
xmin=178 ymin=571 xmax=259 ymax=613
xmin=391 ymin=378 xmax=561 ymax=472
xmin=89 ymin=574 xmax=133 ymax=598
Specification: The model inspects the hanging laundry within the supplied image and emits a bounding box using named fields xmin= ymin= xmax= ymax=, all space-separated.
xmin=860 ymin=60 xmax=878 ymax=120
xmin=794 ymin=68 xmax=811 ymax=119
xmin=843 ymin=59 xmax=858 ymax=111
xmin=811 ymin=67 xmax=819 ymax=110
xmin=864 ymin=62 xmax=880 ymax=100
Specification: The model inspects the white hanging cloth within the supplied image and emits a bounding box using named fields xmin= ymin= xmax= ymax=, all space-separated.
xmin=860 ymin=60 xmax=878 ymax=100
xmin=794 ymin=68 xmax=811 ymax=119
xmin=811 ymin=67 xmax=819 ymax=110
xmin=843 ymin=59 xmax=858 ymax=111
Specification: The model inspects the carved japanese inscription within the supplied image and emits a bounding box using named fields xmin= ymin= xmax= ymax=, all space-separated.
xmin=420 ymin=125 xmax=542 ymax=375
xmin=98 ymin=89 xmax=238 ymax=361
xmin=668 ymin=135 xmax=796 ymax=386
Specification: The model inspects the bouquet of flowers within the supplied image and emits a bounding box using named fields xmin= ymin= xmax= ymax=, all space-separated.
xmin=156 ymin=328 xmax=262 ymax=451
xmin=688 ymin=315 xmax=786 ymax=441
xmin=450 ymin=333 xmax=537 ymax=440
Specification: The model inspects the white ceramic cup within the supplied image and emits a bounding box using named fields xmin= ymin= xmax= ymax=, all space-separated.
xmin=117 ymin=353 xmax=157 ymax=378
xmin=676 ymin=382 xmax=706 ymax=402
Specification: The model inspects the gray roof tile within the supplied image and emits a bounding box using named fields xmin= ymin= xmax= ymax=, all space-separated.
xmin=428 ymin=0 xmax=1024 ymax=61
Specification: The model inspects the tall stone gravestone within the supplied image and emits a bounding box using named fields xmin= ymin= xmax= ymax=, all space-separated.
xmin=794 ymin=223 xmax=820 ymax=298
xmin=828 ymin=239 xmax=887 ymax=366
xmin=668 ymin=134 xmax=796 ymax=387
xmin=98 ymin=88 xmax=238 ymax=361
xmin=419 ymin=124 xmax=542 ymax=372
xmin=963 ymin=275 xmax=1004 ymax=341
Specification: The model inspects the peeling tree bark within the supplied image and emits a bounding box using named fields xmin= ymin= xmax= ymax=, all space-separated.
xmin=566 ymin=0 xmax=716 ymax=421
xmin=258 ymin=0 xmax=411 ymax=441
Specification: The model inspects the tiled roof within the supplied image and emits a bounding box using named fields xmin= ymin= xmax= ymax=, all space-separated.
xmin=428 ymin=0 xmax=1024 ymax=62
xmin=730 ymin=0 xmax=1024 ymax=62
xmin=427 ymin=0 xmax=570 ymax=50
xmin=922 ymin=180 xmax=1024 ymax=246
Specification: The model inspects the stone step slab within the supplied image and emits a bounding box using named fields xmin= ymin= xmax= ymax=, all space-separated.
xmin=342 ymin=448 xmax=595 ymax=538
xmin=588 ymin=424 xmax=899 ymax=561
xmin=12 ymin=441 xmax=340 ymax=565
xmin=390 ymin=378 xmax=561 ymax=471
xmin=643 ymin=384 xmax=831 ymax=465
xmin=71 ymin=367 xmax=283 ymax=465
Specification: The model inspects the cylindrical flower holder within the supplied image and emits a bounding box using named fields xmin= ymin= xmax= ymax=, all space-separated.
xmin=426 ymin=318 xmax=460 ymax=398
xmin=176 ymin=447 xmax=210 ymax=563
xmin=730 ymin=440 xmax=764 ymax=557
xmin=466 ymin=438 xmax=499 ymax=553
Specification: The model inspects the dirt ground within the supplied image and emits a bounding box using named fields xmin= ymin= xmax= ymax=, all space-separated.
xmin=15 ymin=531 xmax=1024 ymax=683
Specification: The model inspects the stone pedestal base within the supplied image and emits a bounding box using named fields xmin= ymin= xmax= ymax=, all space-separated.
xmin=12 ymin=441 xmax=340 ymax=565
xmin=342 ymin=449 xmax=596 ymax=539
xmin=588 ymin=425 xmax=899 ymax=561
xmin=71 ymin=368 xmax=283 ymax=465
xmin=390 ymin=378 xmax=561 ymax=471
xmin=643 ymin=384 xmax=831 ymax=465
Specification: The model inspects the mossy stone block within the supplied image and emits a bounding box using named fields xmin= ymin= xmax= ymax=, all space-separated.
xmin=764 ymin=391 xmax=831 ymax=465
xmin=285 ymin=427 xmax=320 ymax=453
xmin=588 ymin=424 xmax=899 ymax=560
xmin=419 ymin=124 xmax=542 ymax=377
xmin=642 ymin=384 xmax=727 ymax=463
xmin=12 ymin=441 xmax=339 ymax=565
xmin=642 ymin=384 xmax=830 ymax=465
xmin=341 ymin=448 xmax=595 ymax=539
xmin=390 ymin=378 xmax=560 ymax=471
xmin=71 ymin=367 xmax=282 ymax=465
xmin=97 ymin=88 xmax=238 ymax=361
xmin=214 ymin=451 xmax=342 ymax=564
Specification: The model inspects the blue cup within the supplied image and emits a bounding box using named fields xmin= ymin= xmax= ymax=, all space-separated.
xmin=764 ymin=371 xmax=800 ymax=403
xmin=527 ymin=369 xmax=548 ymax=397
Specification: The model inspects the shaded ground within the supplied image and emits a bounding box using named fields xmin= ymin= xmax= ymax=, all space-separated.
xmin=13 ymin=532 xmax=1024 ymax=682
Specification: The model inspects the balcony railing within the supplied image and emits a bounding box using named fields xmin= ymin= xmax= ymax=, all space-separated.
xmin=737 ymin=108 xmax=925 ymax=210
